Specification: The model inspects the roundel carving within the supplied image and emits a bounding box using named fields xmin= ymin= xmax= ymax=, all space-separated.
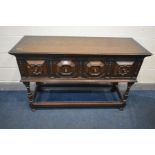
xmin=85 ymin=61 xmax=105 ymax=77
xmin=56 ymin=60 xmax=77 ymax=76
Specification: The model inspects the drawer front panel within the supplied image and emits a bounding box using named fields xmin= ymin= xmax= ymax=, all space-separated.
xmin=112 ymin=61 xmax=135 ymax=77
xmin=52 ymin=59 xmax=79 ymax=78
xmin=18 ymin=59 xmax=49 ymax=77
xmin=82 ymin=60 xmax=106 ymax=78
xmin=109 ymin=59 xmax=142 ymax=78
xmin=17 ymin=56 xmax=143 ymax=80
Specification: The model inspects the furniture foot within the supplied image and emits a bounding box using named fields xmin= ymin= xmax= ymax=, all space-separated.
xmin=31 ymin=107 xmax=36 ymax=112
xmin=119 ymin=107 xmax=124 ymax=111
xmin=29 ymin=103 xmax=36 ymax=111
xmin=119 ymin=104 xmax=125 ymax=111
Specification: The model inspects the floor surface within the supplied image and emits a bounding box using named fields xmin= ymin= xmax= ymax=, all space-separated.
xmin=0 ymin=88 xmax=155 ymax=129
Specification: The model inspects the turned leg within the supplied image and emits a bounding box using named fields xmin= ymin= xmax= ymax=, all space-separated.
xmin=23 ymin=82 xmax=34 ymax=110
xmin=120 ymin=82 xmax=134 ymax=110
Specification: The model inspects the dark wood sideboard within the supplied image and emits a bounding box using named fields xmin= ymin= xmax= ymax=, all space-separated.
xmin=9 ymin=36 xmax=152 ymax=110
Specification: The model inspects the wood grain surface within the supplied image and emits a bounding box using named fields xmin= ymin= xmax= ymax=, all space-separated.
xmin=9 ymin=36 xmax=151 ymax=56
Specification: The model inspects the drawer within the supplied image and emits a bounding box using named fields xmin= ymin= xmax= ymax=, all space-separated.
xmin=18 ymin=59 xmax=49 ymax=77
xmin=52 ymin=59 xmax=79 ymax=78
xmin=82 ymin=60 xmax=106 ymax=78
xmin=17 ymin=56 xmax=142 ymax=80
xmin=110 ymin=60 xmax=139 ymax=78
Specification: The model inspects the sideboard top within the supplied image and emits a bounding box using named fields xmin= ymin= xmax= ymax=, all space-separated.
xmin=9 ymin=36 xmax=152 ymax=56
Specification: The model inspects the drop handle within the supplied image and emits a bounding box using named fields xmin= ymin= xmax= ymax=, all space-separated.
xmin=64 ymin=68 xmax=68 ymax=73
xmin=93 ymin=68 xmax=97 ymax=72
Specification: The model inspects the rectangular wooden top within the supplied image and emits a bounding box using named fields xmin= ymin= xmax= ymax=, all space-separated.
xmin=9 ymin=36 xmax=151 ymax=56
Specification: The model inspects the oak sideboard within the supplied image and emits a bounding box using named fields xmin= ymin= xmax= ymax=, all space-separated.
xmin=9 ymin=36 xmax=152 ymax=110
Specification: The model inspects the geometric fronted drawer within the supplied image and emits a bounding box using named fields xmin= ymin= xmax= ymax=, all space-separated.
xmin=52 ymin=59 xmax=79 ymax=78
xmin=82 ymin=60 xmax=106 ymax=78
xmin=110 ymin=60 xmax=142 ymax=79
xmin=18 ymin=59 xmax=49 ymax=77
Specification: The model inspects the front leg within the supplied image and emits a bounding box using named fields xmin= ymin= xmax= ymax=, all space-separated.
xmin=23 ymin=82 xmax=34 ymax=110
xmin=120 ymin=82 xmax=134 ymax=110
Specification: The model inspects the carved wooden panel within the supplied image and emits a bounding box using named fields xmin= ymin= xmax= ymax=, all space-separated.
xmin=83 ymin=60 xmax=105 ymax=78
xmin=53 ymin=60 xmax=78 ymax=77
xmin=18 ymin=59 xmax=49 ymax=77
xmin=17 ymin=56 xmax=143 ymax=80
xmin=110 ymin=60 xmax=137 ymax=78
